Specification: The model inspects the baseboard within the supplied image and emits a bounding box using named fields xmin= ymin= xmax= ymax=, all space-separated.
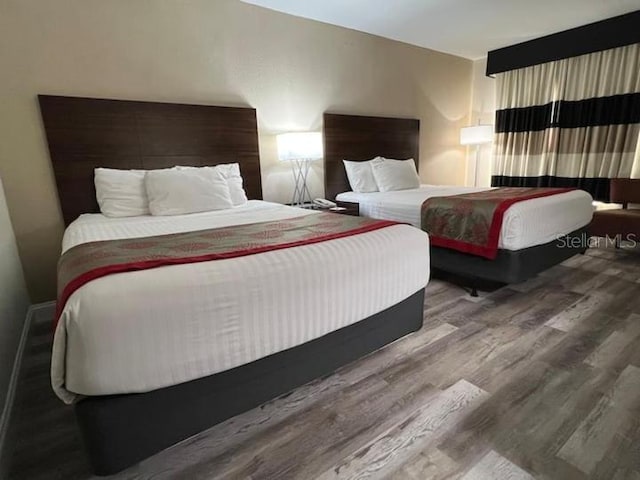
xmin=0 ymin=301 xmax=54 ymax=470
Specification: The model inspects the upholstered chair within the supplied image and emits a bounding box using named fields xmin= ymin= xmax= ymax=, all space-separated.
xmin=590 ymin=178 xmax=640 ymax=246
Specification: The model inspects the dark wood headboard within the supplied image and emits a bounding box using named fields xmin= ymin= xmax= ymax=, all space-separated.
xmin=323 ymin=113 xmax=420 ymax=201
xmin=38 ymin=95 xmax=262 ymax=225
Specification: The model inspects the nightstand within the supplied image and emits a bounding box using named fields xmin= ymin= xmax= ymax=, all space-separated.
xmin=292 ymin=201 xmax=360 ymax=216
xmin=332 ymin=201 xmax=359 ymax=216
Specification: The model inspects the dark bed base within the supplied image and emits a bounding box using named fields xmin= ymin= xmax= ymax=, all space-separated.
xmin=430 ymin=226 xmax=589 ymax=292
xmin=74 ymin=288 xmax=426 ymax=475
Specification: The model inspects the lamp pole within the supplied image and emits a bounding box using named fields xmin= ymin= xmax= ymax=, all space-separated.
xmin=290 ymin=157 xmax=312 ymax=206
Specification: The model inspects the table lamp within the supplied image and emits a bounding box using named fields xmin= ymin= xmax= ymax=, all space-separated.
xmin=277 ymin=132 xmax=323 ymax=206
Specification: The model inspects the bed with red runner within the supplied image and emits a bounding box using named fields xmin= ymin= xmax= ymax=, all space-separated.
xmin=322 ymin=111 xmax=593 ymax=291
xmin=52 ymin=204 xmax=430 ymax=475
xmin=421 ymin=187 xmax=575 ymax=259
xmin=55 ymin=212 xmax=398 ymax=327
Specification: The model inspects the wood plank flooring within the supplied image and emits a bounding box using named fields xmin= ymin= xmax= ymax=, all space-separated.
xmin=4 ymin=245 xmax=640 ymax=479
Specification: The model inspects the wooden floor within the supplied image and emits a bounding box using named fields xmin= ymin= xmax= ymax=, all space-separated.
xmin=4 ymin=246 xmax=640 ymax=479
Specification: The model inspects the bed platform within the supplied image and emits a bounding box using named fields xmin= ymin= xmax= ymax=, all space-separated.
xmin=431 ymin=227 xmax=588 ymax=293
xmin=75 ymin=289 xmax=425 ymax=475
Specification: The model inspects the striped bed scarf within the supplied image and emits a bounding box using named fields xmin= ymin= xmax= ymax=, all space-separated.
xmin=55 ymin=213 xmax=399 ymax=327
xmin=421 ymin=187 xmax=574 ymax=259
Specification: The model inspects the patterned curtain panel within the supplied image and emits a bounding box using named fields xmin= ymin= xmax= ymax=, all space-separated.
xmin=492 ymin=43 xmax=640 ymax=201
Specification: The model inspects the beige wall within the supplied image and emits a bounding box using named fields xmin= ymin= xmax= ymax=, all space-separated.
xmin=0 ymin=0 xmax=472 ymax=301
xmin=466 ymin=57 xmax=497 ymax=187
xmin=0 ymin=176 xmax=29 ymax=433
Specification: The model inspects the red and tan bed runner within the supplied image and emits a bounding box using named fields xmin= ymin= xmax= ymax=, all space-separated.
xmin=421 ymin=187 xmax=574 ymax=259
xmin=55 ymin=212 xmax=399 ymax=325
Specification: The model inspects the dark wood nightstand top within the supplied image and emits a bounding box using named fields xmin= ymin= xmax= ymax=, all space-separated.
xmin=290 ymin=201 xmax=359 ymax=216
xmin=333 ymin=201 xmax=359 ymax=216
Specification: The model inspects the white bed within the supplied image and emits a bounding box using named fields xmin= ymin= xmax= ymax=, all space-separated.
xmin=52 ymin=200 xmax=430 ymax=404
xmin=337 ymin=185 xmax=594 ymax=250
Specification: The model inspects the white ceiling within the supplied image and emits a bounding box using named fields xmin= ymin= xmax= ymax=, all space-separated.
xmin=241 ymin=0 xmax=640 ymax=60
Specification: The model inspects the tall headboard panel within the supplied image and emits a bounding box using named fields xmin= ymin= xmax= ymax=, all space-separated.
xmin=38 ymin=95 xmax=262 ymax=225
xmin=323 ymin=113 xmax=420 ymax=201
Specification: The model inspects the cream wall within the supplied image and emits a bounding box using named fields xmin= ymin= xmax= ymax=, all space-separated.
xmin=0 ymin=176 xmax=29 ymax=439
xmin=0 ymin=0 xmax=472 ymax=301
xmin=466 ymin=57 xmax=497 ymax=187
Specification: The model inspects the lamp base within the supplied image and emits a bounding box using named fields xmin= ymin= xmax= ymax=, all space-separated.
xmin=290 ymin=158 xmax=312 ymax=206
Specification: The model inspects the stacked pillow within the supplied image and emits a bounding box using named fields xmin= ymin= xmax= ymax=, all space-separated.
xmin=94 ymin=163 xmax=248 ymax=217
xmin=343 ymin=158 xmax=381 ymax=193
xmin=145 ymin=168 xmax=233 ymax=216
xmin=176 ymin=164 xmax=248 ymax=206
xmin=94 ymin=168 xmax=150 ymax=217
xmin=343 ymin=157 xmax=420 ymax=193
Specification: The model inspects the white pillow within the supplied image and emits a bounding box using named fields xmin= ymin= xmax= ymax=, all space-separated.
xmin=207 ymin=163 xmax=248 ymax=206
xmin=343 ymin=158 xmax=381 ymax=193
xmin=176 ymin=164 xmax=248 ymax=206
xmin=94 ymin=168 xmax=149 ymax=217
xmin=145 ymin=168 xmax=233 ymax=216
xmin=371 ymin=158 xmax=420 ymax=192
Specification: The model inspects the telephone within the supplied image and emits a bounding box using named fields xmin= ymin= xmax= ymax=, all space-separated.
xmin=313 ymin=198 xmax=337 ymax=208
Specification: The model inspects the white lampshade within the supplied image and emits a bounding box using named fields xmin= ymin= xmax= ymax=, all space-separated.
xmin=460 ymin=125 xmax=493 ymax=146
xmin=277 ymin=132 xmax=323 ymax=161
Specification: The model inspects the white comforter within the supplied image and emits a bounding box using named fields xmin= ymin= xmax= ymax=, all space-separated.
xmin=337 ymin=186 xmax=593 ymax=250
xmin=52 ymin=201 xmax=430 ymax=403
